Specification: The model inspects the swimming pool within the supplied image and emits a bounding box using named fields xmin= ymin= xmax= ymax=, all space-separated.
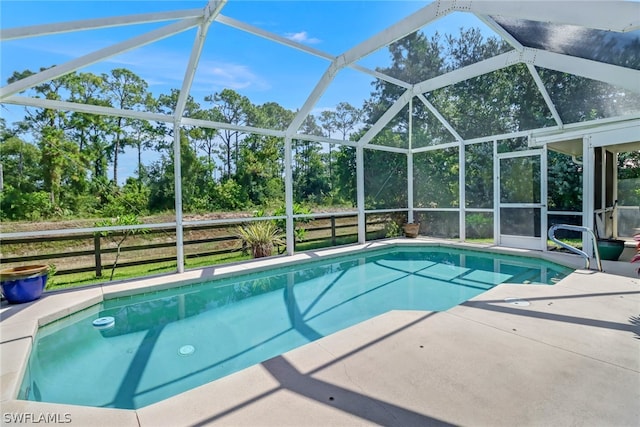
xmin=19 ymin=246 xmax=572 ymax=409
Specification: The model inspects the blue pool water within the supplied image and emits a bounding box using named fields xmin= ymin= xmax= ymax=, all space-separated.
xmin=20 ymin=246 xmax=572 ymax=409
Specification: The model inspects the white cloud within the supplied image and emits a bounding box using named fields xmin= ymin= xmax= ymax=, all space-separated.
xmin=284 ymin=31 xmax=321 ymax=45
xmin=311 ymin=106 xmax=336 ymax=116
xmin=10 ymin=38 xmax=191 ymax=87
xmin=12 ymin=38 xmax=109 ymax=59
xmin=8 ymin=37 xmax=271 ymax=98
xmin=193 ymin=60 xmax=270 ymax=93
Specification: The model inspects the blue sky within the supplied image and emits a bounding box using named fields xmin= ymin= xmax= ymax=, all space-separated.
xmin=1 ymin=1 xmax=499 ymax=182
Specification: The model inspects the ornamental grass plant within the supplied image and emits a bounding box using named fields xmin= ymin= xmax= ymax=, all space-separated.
xmin=236 ymin=221 xmax=284 ymax=258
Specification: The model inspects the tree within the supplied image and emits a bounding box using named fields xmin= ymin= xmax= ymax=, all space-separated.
xmin=547 ymin=151 xmax=582 ymax=211
xmin=0 ymin=121 xmax=50 ymax=220
xmin=465 ymin=142 xmax=493 ymax=208
xmin=0 ymin=120 xmax=41 ymax=193
xmin=64 ymin=71 xmax=112 ymax=214
xmin=147 ymin=129 xmax=208 ymax=213
xmin=103 ymin=68 xmax=148 ymax=185
xmin=333 ymin=145 xmax=357 ymax=205
xmin=617 ymin=150 xmax=640 ymax=206
xmin=293 ymin=115 xmax=329 ymax=203
xmin=204 ymin=89 xmax=253 ymax=179
xmin=413 ymin=147 xmax=459 ymax=209
xmin=127 ymin=95 xmax=164 ymax=188
xmin=364 ymin=145 xmax=407 ymax=209
xmin=319 ymin=103 xmax=363 ymax=196
xmin=8 ymin=70 xmax=94 ymax=215
xmin=190 ymin=107 xmax=224 ymax=182
xmin=228 ymin=102 xmax=295 ymax=208
xmin=102 ymin=178 xmax=150 ymax=217
xmin=65 ymin=71 xmax=109 ymax=153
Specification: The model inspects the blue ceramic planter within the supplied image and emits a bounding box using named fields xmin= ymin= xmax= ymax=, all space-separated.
xmin=0 ymin=265 xmax=49 ymax=304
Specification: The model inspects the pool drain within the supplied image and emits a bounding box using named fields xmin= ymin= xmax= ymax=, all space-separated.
xmin=179 ymin=345 xmax=195 ymax=356
xmin=92 ymin=316 xmax=115 ymax=330
xmin=504 ymin=297 xmax=530 ymax=307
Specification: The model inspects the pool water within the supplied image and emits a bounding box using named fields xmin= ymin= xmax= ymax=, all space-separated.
xmin=20 ymin=246 xmax=572 ymax=409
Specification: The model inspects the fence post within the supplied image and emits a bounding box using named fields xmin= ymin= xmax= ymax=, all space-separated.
xmin=94 ymin=235 xmax=102 ymax=278
xmin=331 ymin=216 xmax=336 ymax=246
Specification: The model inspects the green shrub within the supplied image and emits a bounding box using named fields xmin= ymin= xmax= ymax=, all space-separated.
xmin=0 ymin=185 xmax=53 ymax=220
xmin=466 ymin=213 xmax=492 ymax=238
xmin=385 ymin=220 xmax=402 ymax=238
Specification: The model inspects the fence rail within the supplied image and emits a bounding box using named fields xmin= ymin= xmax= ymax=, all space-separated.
xmin=0 ymin=215 xmax=395 ymax=279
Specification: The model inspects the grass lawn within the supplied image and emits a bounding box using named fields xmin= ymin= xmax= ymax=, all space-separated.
xmin=47 ymin=251 xmax=251 ymax=290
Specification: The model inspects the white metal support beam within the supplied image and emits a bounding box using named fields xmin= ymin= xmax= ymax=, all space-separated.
xmin=589 ymin=123 xmax=640 ymax=148
xmin=412 ymin=140 xmax=460 ymax=154
xmin=285 ymin=137 xmax=295 ymax=255
xmin=409 ymin=96 xmax=416 ymax=224
xmin=182 ymin=117 xmax=285 ymax=137
xmin=582 ymin=136 xmax=595 ymax=257
xmin=286 ymin=61 xmax=341 ymax=137
xmin=525 ymin=63 xmax=563 ymax=127
xmin=613 ymin=152 xmax=619 ymax=238
xmin=350 ymin=64 xmax=413 ymax=90
xmin=463 ymin=1 xmax=640 ymax=32
xmin=2 ymin=95 xmax=174 ymax=123
xmin=531 ymin=117 xmax=640 ymax=145
xmin=173 ymin=1 xmax=226 ymax=274
xmin=0 ymin=96 xmax=413 ymax=153
xmin=416 ymin=93 xmax=464 ymax=142
xmin=531 ymin=49 xmax=640 ymax=94
xmin=540 ymin=143 xmax=548 ymax=251
xmin=0 ymin=17 xmax=201 ymax=100
xmin=364 ymin=144 xmax=409 ymax=154
xmin=174 ymin=1 xmax=226 ymax=120
xmin=3 ymin=95 xmax=386 ymax=150
xmin=173 ymin=120 xmax=185 ymax=273
xmin=216 ymin=14 xmax=335 ymax=62
xmin=414 ymin=50 xmax=520 ymax=94
xmin=0 ymin=9 xmax=202 ymax=41
xmin=459 ymin=138 xmax=466 ymax=242
xmin=474 ymin=14 xmax=524 ymax=51
xmin=356 ymin=146 xmax=366 ymax=244
xmin=341 ymin=1 xmax=452 ymax=66
xmin=289 ymin=132 xmax=359 ymax=148
xmin=358 ymin=89 xmax=413 ymax=147
xmin=492 ymin=139 xmax=499 ymax=245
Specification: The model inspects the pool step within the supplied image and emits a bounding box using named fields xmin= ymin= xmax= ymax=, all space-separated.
xmin=509 ymin=268 xmax=543 ymax=284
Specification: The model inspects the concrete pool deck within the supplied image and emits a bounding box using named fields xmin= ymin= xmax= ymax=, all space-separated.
xmin=1 ymin=239 xmax=639 ymax=426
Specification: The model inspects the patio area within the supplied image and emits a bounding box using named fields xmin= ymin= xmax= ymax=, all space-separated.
xmin=1 ymin=240 xmax=638 ymax=426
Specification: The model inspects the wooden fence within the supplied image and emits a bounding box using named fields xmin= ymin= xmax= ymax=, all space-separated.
xmin=0 ymin=215 xmax=393 ymax=278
